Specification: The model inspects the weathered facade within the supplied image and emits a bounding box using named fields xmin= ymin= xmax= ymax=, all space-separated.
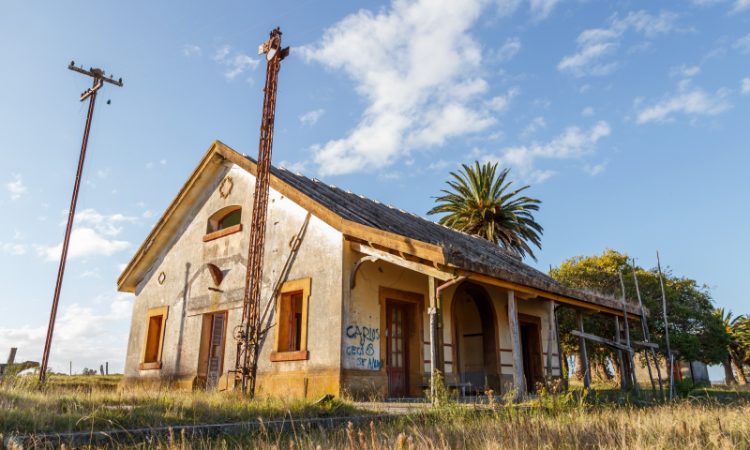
xmin=119 ymin=141 xmax=640 ymax=399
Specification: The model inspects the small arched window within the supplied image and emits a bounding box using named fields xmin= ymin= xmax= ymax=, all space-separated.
xmin=204 ymin=206 xmax=243 ymax=241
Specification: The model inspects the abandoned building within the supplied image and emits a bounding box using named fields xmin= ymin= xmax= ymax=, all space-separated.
xmin=119 ymin=141 xmax=641 ymax=399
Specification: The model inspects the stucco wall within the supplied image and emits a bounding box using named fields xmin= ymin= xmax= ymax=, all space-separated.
xmin=122 ymin=163 xmax=343 ymax=398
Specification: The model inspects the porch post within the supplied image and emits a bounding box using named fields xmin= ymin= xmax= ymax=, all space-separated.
xmin=507 ymin=289 xmax=525 ymax=401
xmin=428 ymin=276 xmax=438 ymax=403
xmin=614 ymin=317 xmax=627 ymax=390
xmin=576 ymin=311 xmax=591 ymax=389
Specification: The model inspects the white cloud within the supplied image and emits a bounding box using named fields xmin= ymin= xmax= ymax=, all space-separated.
xmin=213 ymin=45 xmax=260 ymax=80
xmin=584 ymin=161 xmax=608 ymax=176
xmin=485 ymin=121 xmax=611 ymax=183
xmin=486 ymin=87 xmax=520 ymax=113
xmin=495 ymin=0 xmax=560 ymax=21
xmin=299 ymin=109 xmax=325 ymax=126
xmin=636 ymin=82 xmax=731 ymax=124
xmin=742 ymin=77 xmax=750 ymax=94
xmin=529 ymin=0 xmax=560 ymax=21
xmin=496 ymin=37 xmax=522 ymax=62
xmin=6 ymin=174 xmax=27 ymax=200
xmin=0 ymin=293 xmax=132 ymax=373
xmin=496 ymin=0 xmax=522 ymax=17
xmin=0 ymin=242 xmax=26 ymax=255
xmin=74 ymin=208 xmax=137 ymax=237
xmin=182 ymin=44 xmax=202 ymax=57
xmin=37 ymin=209 xmax=134 ymax=261
xmin=520 ymin=116 xmax=546 ymax=138
xmin=558 ymin=10 xmax=678 ymax=77
xmin=671 ymin=64 xmax=701 ymax=78
xmin=300 ymin=0 xmax=498 ymax=175
xmin=37 ymin=228 xmax=131 ymax=262
xmin=581 ymin=106 xmax=595 ymax=117
xmin=734 ymin=33 xmax=750 ymax=54
xmin=732 ymin=0 xmax=750 ymax=12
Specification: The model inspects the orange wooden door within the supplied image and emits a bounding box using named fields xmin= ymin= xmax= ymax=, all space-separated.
xmin=386 ymin=302 xmax=409 ymax=397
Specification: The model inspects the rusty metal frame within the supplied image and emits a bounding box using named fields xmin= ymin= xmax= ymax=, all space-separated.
xmin=234 ymin=28 xmax=290 ymax=395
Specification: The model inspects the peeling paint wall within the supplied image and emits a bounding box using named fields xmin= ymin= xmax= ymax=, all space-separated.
xmin=123 ymin=163 xmax=343 ymax=397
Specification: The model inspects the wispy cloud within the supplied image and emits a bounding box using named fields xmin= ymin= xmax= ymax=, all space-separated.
xmin=636 ymin=81 xmax=731 ymax=124
xmin=486 ymin=87 xmax=520 ymax=113
xmin=483 ymin=121 xmax=612 ymax=183
xmin=529 ymin=0 xmax=560 ymax=21
xmin=299 ymin=109 xmax=325 ymax=126
xmin=496 ymin=0 xmax=560 ymax=21
xmin=558 ymin=10 xmax=678 ymax=77
xmin=670 ymin=64 xmax=701 ymax=78
xmin=520 ymin=116 xmax=546 ymax=139
xmin=493 ymin=37 xmax=522 ymax=62
xmin=182 ymin=44 xmax=202 ymax=57
xmin=734 ymin=33 xmax=750 ymax=54
xmin=0 ymin=242 xmax=26 ymax=256
xmin=732 ymin=0 xmax=750 ymax=12
xmin=300 ymin=0 xmax=500 ymax=176
xmin=741 ymin=77 xmax=750 ymax=94
xmin=213 ymin=45 xmax=260 ymax=81
xmin=6 ymin=174 xmax=27 ymax=200
xmin=584 ymin=161 xmax=608 ymax=176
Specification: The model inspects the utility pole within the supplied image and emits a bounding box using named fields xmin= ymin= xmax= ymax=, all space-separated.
xmin=39 ymin=62 xmax=123 ymax=386
xmin=235 ymin=28 xmax=289 ymax=395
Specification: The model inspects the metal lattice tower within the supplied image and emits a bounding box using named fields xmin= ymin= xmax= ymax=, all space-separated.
xmin=235 ymin=28 xmax=289 ymax=395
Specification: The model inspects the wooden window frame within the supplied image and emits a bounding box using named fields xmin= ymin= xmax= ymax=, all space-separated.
xmin=203 ymin=206 xmax=243 ymax=242
xmin=139 ymin=306 xmax=168 ymax=370
xmin=270 ymin=278 xmax=311 ymax=362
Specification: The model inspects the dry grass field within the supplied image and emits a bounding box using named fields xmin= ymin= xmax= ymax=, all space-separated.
xmin=1 ymin=374 xmax=749 ymax=449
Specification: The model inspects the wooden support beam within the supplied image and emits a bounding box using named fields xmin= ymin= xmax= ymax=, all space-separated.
xmin=546 ymin=302 xmax=555 ymax=377
xmin=575 ymin=312 xmax=591 ymax=389
xmin=428 ymin=276 xmax=438 ymax=404
xmin=632 ymin=340 xmax=659 ymax=349
xmin=508 ymin=290 xmax=525 ymax=400
xmin=350 ymin=242 xmax=453 ymax=281
xmin=619 ymin=271 xmax=639 ymax=395
xmin=615 ymin=317 xmax=627 ymax=390
xmin=571 ymin=329 xmax=632 ymax=353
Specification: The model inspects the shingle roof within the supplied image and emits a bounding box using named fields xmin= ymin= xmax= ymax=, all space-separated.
xmin=261 ymin=157 xmax=639 ymax=316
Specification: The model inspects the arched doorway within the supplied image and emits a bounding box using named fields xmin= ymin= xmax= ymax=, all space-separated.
xmin=452 ymin=283 xmax=500 ymax=392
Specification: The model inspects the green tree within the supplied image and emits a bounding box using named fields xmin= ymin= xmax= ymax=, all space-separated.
xmin=550 ymin=250 xmax=730 ymax=383
xmin=428 ymin=161 xmax=543 ymax=260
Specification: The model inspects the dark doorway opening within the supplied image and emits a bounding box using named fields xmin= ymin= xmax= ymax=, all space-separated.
xmin=453 ymin=283 xmax=500 ymax=393
xmin=520 ymin=317 xmax=543 ymax=393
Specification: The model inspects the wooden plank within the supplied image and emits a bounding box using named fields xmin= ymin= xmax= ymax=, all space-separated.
xmin=350 ymin=243 xmax=453 ymax=281
xmin=570 ymin=329 xmax=632 ymax=352
xmin=632 ymin=340 xmax=659 ymax=349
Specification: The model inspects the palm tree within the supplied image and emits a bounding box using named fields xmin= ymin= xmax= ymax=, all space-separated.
xmin=729 ymin=313 xmax=750 ymax=384
xmin=716 ymin=308 xmax=740 ymax=385
xmin=428 ymin=161 xmax=543 ymax=260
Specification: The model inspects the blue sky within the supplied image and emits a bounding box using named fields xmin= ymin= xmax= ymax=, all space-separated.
xmin=1 ymin=1 xmax=748 ymax=377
